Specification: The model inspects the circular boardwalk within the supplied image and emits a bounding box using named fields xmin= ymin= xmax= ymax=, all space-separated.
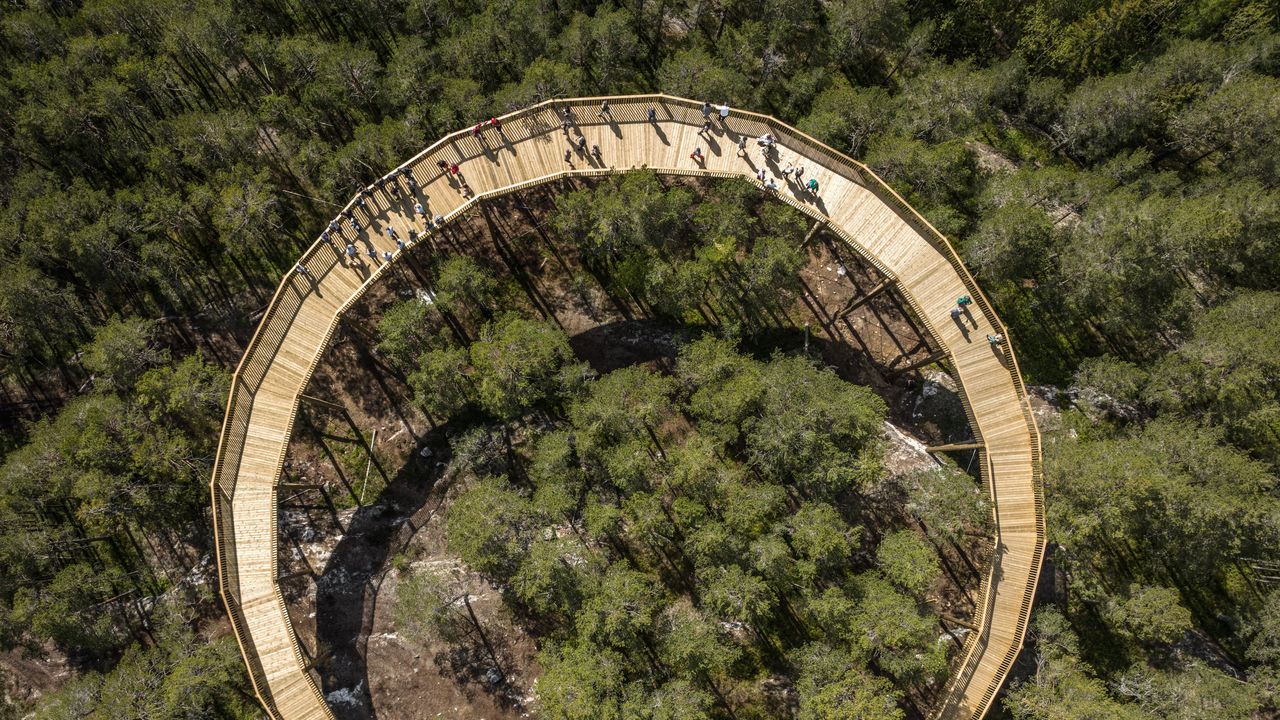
xmin=210 ymin=94 xmax=1045 ymax=720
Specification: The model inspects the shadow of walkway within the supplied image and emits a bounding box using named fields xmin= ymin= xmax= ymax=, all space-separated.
xmin=567 ymin=318 xmax=699 ymax=374
xmin=315 ymin=432 xmax=452 ymax=719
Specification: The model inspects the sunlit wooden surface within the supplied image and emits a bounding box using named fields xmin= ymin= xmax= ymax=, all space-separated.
xmin=210 ymin=94 xmax=1045 ymax=720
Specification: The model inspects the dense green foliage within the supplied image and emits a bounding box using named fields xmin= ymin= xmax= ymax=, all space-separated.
xmin=380 ymin=176 xmax=991 ymax=715
xmin=0 ymin=329 xmax=228 ymax=655
xmin=1020 ymin=293 xmax=1280 ymax=717
xmin=0 ymin=0 xmax=1277 ymax=715
xmin=396 ymin=332 xmax=975 ymax=717
xmin=30 ymin=608 xmax=259 ymax=720
xmin=552 ymin=172 xmax=809 ymax=333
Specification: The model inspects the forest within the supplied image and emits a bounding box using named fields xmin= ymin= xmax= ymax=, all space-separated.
xmin=339 ymin=173 xmax=994 ymax=719
xmin=0 ymin=0 xmax=1277 ymax=718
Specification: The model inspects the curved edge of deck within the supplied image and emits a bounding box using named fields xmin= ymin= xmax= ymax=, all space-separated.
xmin=209 ymin=94 xmax=1046 ymax=720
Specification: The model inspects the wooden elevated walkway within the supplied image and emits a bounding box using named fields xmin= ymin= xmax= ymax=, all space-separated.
xmin=210 ymin=95 xmax=1045 ymax=719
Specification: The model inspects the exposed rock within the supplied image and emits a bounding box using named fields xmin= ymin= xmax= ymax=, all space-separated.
xmin=882 ymin=420 xmax=941 ymax=478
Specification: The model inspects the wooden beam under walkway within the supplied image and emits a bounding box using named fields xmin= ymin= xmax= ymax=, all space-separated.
xmin=927 ymin=441 xmax=984 ymax=453
xmin=299 ymin=393 xmax=345 ymax=411
xmin=279 ymin=482 xmax=324 ymax=492
xmin=891 ymin=348 xmax=947 ymax=374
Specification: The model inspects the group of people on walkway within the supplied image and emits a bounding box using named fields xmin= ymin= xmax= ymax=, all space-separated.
xmin=689 ymin=102 xmax=820 ymax=199
xmin=947 ymin=293 xmax=1006 ymax=346
xmin=701 ymin=101 xmax=731 ymax=123
xmin=472 ymin=116 xmax=501 ymax=137
xmin=314 ymin=167 xmax=455 ymax=272
xmin=335 ymin=214 xmax=442 ymax=269
xmin=314 ymin=98 xmax=841 ymax=278
xmin=754 ymin=157 xmax=820 ymax=197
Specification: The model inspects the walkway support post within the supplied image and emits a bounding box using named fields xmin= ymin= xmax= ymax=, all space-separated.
xmin=802 ymin=219 xmax=826 ymax=245
xmin=893 ymin=348 xmax=948 ymax=374
xmin=835 ymin=277 xmax=896 ymax=317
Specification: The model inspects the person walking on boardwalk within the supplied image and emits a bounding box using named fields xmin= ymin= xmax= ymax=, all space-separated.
xmin=473 ymin=122 xmax=483 ymax=137
xmin=449 ymin=162 xmax=460 ymax=176
xmin=591 ymin=144 xmax=601 ymax=159
xmin=295 ymin=264 xmax=309 ymax=277
xmin=700 ymin=118 xmax=713 ymax=136
xmin=647 ymin=107 xmax=657 ymax=123
xmin=806 ymin=177 xmax=819 ymax=194
xmin=782 ymin=163 xmax=795 ymax=179
xmin=701 ymin=101 xmax=711 ymax=117
xmin=382 ymin=250 xmax=393 ymax=262
xmin=987 ymin=333 xmax=1005 ymax=346
xmin=414 ymin=202 xmax=425 ymax=217
xmin=756 ymin=167 xmax=766 ymax=182
xmin=718 ymin=104 xmax=730 ymax=123
xmin=598 ymin=100 xmax=610 ymax=119
xmin=367 ymin=248 xmax=378 ymax=261
xmin=564 ymin=148 xmax=573 ymax=163
xmin=690 ymin=147 xmax=704 ymax=162
xmin=795 ymin=165 xmax=805 ymax=182
xmin=346 ymin=243 xmax=357 ymax=260
xmin=577 ymin=136 xmax=587 ymax=152
xmin=758 ymin=134 xmax=776 ymax=162
xmin=737 ymin=136 xmax=747 ymax=157
xmin=489 ymin=116 xmax=500 ymax=130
